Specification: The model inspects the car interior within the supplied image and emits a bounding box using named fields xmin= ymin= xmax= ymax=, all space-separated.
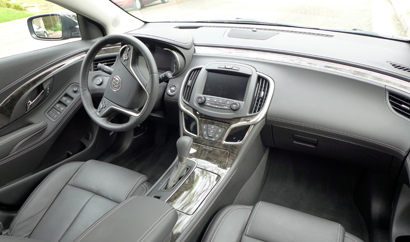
xmin=0 ymin=0 xmax=410 ymax=241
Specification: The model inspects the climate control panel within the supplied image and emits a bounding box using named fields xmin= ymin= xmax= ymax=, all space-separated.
xmin=197 ymin=96 xmax=241 ymax=111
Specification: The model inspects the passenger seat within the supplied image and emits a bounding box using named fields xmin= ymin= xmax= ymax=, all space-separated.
xmin=202 ymin=201 xmax=363 ymax=242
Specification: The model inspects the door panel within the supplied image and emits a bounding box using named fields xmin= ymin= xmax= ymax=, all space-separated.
xmin=0 ymin=40 xmax=113 ymax=207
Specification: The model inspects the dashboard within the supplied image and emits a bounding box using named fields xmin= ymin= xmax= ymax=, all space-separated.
xmin=87 ymin=24 xmax=410 ymax=174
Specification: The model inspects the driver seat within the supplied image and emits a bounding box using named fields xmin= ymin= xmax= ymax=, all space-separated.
xmin=1 ymin=160 xmax=175 ymax=242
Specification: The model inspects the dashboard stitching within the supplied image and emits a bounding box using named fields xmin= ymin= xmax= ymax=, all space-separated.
xmin=270 ymin=117 xmax=406 ymax=155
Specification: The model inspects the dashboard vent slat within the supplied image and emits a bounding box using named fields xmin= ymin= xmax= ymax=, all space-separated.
xmin=183 ymin=68 xmax=201 ymax=102
xmin=388 ymin=92 xmax=410 ymax=119
xmin=388 ymin=62 xmax=410 ymax=73
xmin=93 ymin=56 xmax=117 ymax=71
xmin=250 ymin=76 xmax=270 ymax=114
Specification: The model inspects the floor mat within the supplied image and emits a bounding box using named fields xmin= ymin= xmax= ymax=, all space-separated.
xmin=259 ymin=148 xmax=367 ymax=241
xmin=114 ymin=130 xmax=179 ymax=184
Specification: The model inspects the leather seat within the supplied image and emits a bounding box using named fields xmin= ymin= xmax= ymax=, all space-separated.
xmin=0 ymin=160 xmax=177 ymax=242
xmin=203 ymin=201 xmax=363 ymax=242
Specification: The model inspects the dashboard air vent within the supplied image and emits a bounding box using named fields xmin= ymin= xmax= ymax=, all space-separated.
xmin=93 ymin=56 xmax=117 ymax=71
xmin=388 ymin=62 xmax=410 ymax=73
xmin=182 ymin=68 xmax=201 ymax=102
xmin=250 ymin=76 xmax=270 ymax=114
xmin=389 ymin=92 xmax=410 ymax=119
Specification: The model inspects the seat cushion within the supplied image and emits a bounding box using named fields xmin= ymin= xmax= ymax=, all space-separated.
xmin=7 ymin=160 xmax=148 ymax=242
xmin=203 ymin=201 xmax=363 ymax=242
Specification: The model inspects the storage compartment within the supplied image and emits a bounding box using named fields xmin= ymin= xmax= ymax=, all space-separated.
xmin=271 ymin=126 xmax=393 ymax=172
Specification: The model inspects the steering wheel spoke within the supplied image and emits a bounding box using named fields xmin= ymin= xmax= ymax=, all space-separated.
xmin=80 ymin=34 xmax=159 ymax=132
xmin=96 ymin=96 xmax=141 ymax=118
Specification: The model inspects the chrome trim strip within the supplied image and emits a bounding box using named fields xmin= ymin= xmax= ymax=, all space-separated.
xmin=0 ymin=53 xmax=85 ymax=108
xmin=179 ymin=66 xmax=204 ymax=137
xmin=195 ymin=46 xmax=410 ymax=94
xmin=164 ymin=159 xmax=198 ymax=202
xmin=222 ymin=72 xmax=274 ymax=145
xmin=164 ymin=48 xmax=181 ymax=74
xmin=182 ymin=112 xmax=199 ymax=137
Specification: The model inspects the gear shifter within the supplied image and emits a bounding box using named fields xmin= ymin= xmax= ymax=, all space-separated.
xmin=166 ymin=136 xmax=193 ymax=189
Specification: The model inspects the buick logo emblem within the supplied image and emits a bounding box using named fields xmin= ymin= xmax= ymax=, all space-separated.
xmin=111 ymin=76 xmax=121 ymax=92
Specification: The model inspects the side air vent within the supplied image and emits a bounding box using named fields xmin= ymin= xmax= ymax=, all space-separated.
xmin=93 ymin=56 xmax=117 ymax=71
xmin=388 ymin=62 xmax=410 ymax=73
xmin=389 ymin=92 xmax=410 ymax=119
xmin=182 ymin=68 xmax=201 ymax=102
xmin=250 ymin=76 xmax=270 ymax=114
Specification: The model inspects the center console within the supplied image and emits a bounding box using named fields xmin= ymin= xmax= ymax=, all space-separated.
xmin=148 ymin=62 xmax=274 ymax=241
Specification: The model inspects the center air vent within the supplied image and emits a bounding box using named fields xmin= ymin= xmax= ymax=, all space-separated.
xmin=250 ymin=76 xmax=270 ymax=114
xmin=388 ymin=92 xmax=410 ymax=119
xmin=182 ymin=68 xmax=201 ymax=102
xmin=93 ymin=55 xmax=117 ymax=71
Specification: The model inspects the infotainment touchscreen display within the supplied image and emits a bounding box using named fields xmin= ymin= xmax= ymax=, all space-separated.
xmin=203 ymin=72 xmax=248 ymax=101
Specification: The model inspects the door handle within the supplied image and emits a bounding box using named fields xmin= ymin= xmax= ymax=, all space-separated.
xmin=26 ymin=89 xmax=45 ymax=112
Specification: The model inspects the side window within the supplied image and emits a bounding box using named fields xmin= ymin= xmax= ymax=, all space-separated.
xmin=0 ymin=0 xmax=81 ymax=59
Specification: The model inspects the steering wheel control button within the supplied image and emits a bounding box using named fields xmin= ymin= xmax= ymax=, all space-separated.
xmin=167 ymin=85 xmax=177 ymax=96
xmin=110 ymin=76 xmax=122 ymax=92
xmin=230 ymin=102 xmax=240 ymax=111
xmin=97 ymin=98 xmax=110 ymax=116
xmin=197 ymin=96 xmax=206 ymax=105
xmin=94 ymin=77 xmax=103 ymax=86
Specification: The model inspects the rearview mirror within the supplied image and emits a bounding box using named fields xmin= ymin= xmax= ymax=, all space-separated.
xmin=27 ymin=13 xmax=81 ymax=40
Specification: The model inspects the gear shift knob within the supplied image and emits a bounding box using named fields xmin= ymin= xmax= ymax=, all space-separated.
xmin=177 ymin=136 xmax=193 ymax=164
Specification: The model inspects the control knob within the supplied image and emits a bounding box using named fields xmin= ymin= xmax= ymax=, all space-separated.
xmin=230 ymin=102 xmax=240 ymax=111
xmin=197 ymin=96 xmax=206 ymax=105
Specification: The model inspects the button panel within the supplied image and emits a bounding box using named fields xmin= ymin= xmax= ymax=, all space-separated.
xmin=202 ymin=124 xmax=225 ymax=141
xmin=46 ymin=84 xmax=80 ymax=122
xmin=201 ymin=96 xmax=240 ymax=111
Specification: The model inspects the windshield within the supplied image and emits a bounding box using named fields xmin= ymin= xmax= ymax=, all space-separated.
xmin=112 ymin=0 xmax=410 ymax=40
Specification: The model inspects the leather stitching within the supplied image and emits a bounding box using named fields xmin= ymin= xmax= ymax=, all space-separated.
xmin=345 ymin=233 xmax=360 ymax=242
xmin=208 ymin=206 xmax=251 ymax=242
xmin=58 ymin=194 xmax=94 ymax=241
xmin=0 ymin=100 xmax=82 ymax=166
xmin=136 ymin=207 xmax=174 ymax=242
xmin=74 ymin=197 xmax=133 ymax=242
xmin=11 ymin=124 xmax=47 ymax=154
xmin=245 ymin=202 xmax=262 ymax=236
xmin=270 ymin=117 xmax=406 ymax=155
xmin=125 ymin=175 xmax=147 ymax=199
xmin=207 ymin=207 xmax=237 ymax=242
xmin=9 ymin=162 xmax=83 ymax=236
xmin=0 ymin=122 xmax=45 ymax=148
xmin=65 ymin=184 xmax=118 ymax=203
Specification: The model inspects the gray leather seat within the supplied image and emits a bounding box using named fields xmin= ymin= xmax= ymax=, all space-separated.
xmin=203 ymin=201 xmax=363 ymax=242
xmin=0 ymin=160 xmax=177 ymax=242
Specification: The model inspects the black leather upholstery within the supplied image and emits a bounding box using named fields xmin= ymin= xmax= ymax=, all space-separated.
xmin=203 ymin=201 xmax=363 ymax=242
xmin=0 ymin=160 xmax=176 ymax=242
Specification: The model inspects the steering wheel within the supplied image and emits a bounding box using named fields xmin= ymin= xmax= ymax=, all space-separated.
xmin=80 ymin=34 xmax=158 ymax=132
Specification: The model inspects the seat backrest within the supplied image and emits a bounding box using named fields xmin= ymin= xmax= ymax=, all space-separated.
xmin=8 ymin=160 xmax=147 ymax=242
